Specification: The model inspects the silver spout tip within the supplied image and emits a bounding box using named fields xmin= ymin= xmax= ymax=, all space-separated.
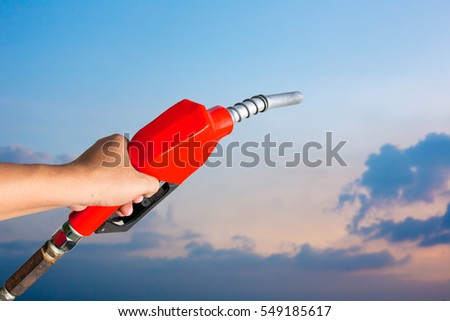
xmin=227 ymin=90 xmax=304 ymax=123
xmin=264 ymin=91 xmax=304 ymax=110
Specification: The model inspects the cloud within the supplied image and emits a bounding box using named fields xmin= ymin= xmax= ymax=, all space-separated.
xmin=294 ymin=243 xmax=408 ymax=271
xmin=360 ymin=203 xmax=450 ymax=247
xmin=361 ymin=144 xmax=414 ymax=200
xmin=184 ymin=241 xmax=406 ymax=271
xmin=348 ymin=194 xmax=373 ymax=233
xmin=231 ymin=235 xmax=255 ymax=251
xmin=339 ymin=133 xmax=450 ymax=231
xmin=359 ymin=132 xmax=450 ymax=204
xmin=184 ymin=241 xmax=262 ymax=264
xmin=178 ymin=229 xmax=202 ymax=241
xmin=143 ymin=206 xmax=177 ymax=230
xmin=0 ymin=145 xmax=73 ymax=164
xmin=404 ymin=133 xmax=450 ymax=201
xmin=126 ymin=230 xmax=172 ymax=250
xmin=0 ymin=240 xmax=440 ymax=301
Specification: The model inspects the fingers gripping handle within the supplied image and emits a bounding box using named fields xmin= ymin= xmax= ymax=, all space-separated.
xmin=68 ymin=183 xmax=178 ymax=236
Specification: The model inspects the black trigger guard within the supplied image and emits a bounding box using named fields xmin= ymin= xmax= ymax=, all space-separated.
xmin=95 ymin=182 xmax=178 ymax=234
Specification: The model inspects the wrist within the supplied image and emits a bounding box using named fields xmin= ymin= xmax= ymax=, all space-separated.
xmin=34 ymin=163 xmax=88 ymax=208
xmin=56 ymin=162 xmax=93 ymax=207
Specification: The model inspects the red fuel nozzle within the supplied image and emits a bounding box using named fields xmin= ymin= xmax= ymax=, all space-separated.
xmin=69 ymin=91 xmax=303 ymax=237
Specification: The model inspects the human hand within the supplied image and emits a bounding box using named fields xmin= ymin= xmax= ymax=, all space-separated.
xmin=68 ymin=134 xmax=159 ymax=216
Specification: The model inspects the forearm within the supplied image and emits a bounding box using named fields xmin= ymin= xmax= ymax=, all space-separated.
xmin=0 ymin=163 xmax=83 ymax=220
xmin=0 ymin=135 xmax=159 ymax=221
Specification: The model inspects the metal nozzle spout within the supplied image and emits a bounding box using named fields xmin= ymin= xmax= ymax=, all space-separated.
xmin=227 ymin=91 xmax=303 ymax=123
xmin=265 ymin=91 xmax=304 ymax=109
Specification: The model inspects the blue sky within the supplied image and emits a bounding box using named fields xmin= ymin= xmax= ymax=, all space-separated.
xmin=1 ymin=0 xmax=450 ymax=300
